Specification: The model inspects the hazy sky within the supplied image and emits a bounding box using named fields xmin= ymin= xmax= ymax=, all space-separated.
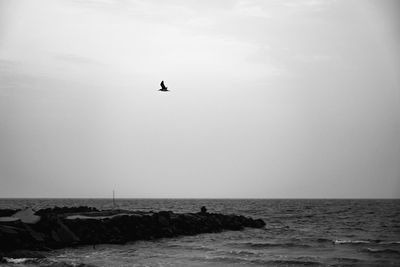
xmin=0 ymin=0 xmax=399 ymax=198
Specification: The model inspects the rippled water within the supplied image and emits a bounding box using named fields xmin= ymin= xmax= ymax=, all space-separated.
xmin=1 ymin=199 xmax=399 ymax=266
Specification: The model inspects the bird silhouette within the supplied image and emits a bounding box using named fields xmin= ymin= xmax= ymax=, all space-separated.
xmin=159 ymin=81 xmax=169 ymax=91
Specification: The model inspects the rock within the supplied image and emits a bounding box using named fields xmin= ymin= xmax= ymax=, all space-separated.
xmin=0 ymin=209 xmax=20 ymax=217
xmin=23 ymin=224 xmax=45 ymax=242
xmin=35 ymin=206 xmax=99 ymax=216
xmin=155 ymin=211 xmax=171 ymax=227
xmin=0 ymin=223 xmax=40 ymax=251
xmin=200 ymin=206 xmax=207 ymax=214
xmin=252 ymin=218 xmax=266 ymax=228
xmin=10 ymin=208 xmax=40 ymax=224
xmin=0 ymin=225 xmax=19 ymax=235
xmin=0 ymin=207 xmax=266 ymax=253
xmin=53 ymin=219 xmax=80 ymax=244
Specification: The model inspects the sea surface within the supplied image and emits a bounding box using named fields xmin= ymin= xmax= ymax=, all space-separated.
xmin=0 ymin=199 xmax=399 ymax=266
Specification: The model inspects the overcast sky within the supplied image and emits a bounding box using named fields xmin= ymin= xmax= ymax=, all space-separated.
xmin=0 ymin=0 xmax=399 ymax=198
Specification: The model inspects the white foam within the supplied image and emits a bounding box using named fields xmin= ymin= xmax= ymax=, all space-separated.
xmin=3 ymin=257 xmax=34 ymax=263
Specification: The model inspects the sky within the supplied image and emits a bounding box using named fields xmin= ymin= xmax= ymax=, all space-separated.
xmin=0 ymin=0 xmax=399 ymax=198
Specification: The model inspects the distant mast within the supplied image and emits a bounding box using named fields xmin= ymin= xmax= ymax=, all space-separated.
xmin=113 ymin=190 xmax=116 ymax=209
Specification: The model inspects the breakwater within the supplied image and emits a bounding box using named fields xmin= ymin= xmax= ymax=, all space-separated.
xmin=0 ymin=206 xmax=265 ymax=255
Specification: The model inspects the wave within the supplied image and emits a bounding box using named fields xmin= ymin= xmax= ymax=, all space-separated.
xmin=379 ymin=241 xmax=400 ymax=245
xmin=364 ymin=248 xmax=400 ymax=255
xmin=166 ymin=243 xmax=213 ymax=251
xmin=2 ymin=257 xmax=36 ymax=264
xmin=334 ymin=239 xmax=400 ymax=245
xmin=2 ymin=257 xmax=98 ymax=267
xmin=255 ymin=259 xmax=321 ymax=266
xmin=316 ymin=238 xmax=331 ymax=243
xmin=197 ymin=256 xmax=321 ymax=266
xmin=332 ymin=257 xmax=361 ymax=263
xmin=334 ymin=239 xmax=371 ymax=244
xmin=226 ymin=250 xmax=258 ymax=256
xmin=230 ymin=241 xmax=311 ymax=249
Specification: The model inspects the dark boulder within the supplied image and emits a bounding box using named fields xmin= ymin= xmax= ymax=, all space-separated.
xmin=200 ymin=206 xmax=207 ymax=214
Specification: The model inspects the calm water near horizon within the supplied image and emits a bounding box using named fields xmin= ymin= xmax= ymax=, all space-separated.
xmin=0 ymin=198 xmax=399 ymax=266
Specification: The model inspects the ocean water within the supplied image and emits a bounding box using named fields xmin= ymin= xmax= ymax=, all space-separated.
xmin=0 ymin=199 xmax=399 ymax=266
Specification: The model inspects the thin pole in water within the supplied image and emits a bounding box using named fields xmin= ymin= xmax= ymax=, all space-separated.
xmin=113 ymin=190 xmax=115 ymax=209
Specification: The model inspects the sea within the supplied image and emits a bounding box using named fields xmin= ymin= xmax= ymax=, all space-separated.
xmin=0 ymin=199 xmax=399 ymax=267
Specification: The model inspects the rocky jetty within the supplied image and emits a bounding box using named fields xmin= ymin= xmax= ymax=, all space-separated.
xmin=0 ymin=206 xmax=265 ymax=257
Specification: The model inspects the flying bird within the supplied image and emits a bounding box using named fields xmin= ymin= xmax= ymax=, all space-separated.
xmin=159 ymin=81 xmax=169 ymax=92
